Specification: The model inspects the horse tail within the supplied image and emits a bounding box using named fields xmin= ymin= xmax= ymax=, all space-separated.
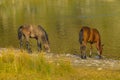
xmin=79 ymin=28 xmax=83 ymax=44
xmin=18 ymin=26 xmax=23 ymax=40
xmin=38 ymin=25 xmax=49 ymax=44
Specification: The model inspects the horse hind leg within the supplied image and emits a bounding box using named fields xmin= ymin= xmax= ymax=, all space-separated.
xmin=18 ymin=30 xmax=23 ymax=49
xmin=26 ymin=41 xmax=32 ymax=53
xmin=19 ymin=38 xmax=23 ymax=48
xmin=80 ymin=44 xmax=87 ymax=59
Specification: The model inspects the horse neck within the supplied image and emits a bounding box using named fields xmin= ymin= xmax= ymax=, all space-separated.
xmin=98 ymin=39 xmax=102 ymax=48
xmin=43 ymin=31 xmax=49 ymax=44
xmin=37 ymin=25 xmax=49 ymax=44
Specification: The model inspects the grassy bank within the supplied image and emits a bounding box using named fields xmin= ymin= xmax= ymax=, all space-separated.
xmin=0 ymin=48 xmax=120 ymax=80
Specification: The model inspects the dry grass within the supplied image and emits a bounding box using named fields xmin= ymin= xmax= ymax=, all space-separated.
xmin=0 ymin=48 xmax=120 ymax=80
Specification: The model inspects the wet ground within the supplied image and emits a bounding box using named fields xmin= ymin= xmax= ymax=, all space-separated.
xmin=0 ymin=48 xmax=120 ymax=70
xmin=44 ymin=53 xmax=120 ymax=70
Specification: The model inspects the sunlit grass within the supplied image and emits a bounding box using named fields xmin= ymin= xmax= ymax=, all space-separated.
xmin=0 ymin=48 xmax=120 ymax=80
xmin=0 ymin=49 xmax=74 ymax=80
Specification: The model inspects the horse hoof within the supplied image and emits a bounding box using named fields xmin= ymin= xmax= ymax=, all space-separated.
xmin=95 ymin=55 xmax=102 ymax=59
xmin=89 ymin=55 xmax=92 ymax=58
xmin=81 ymin=55 xmax=87 ymax=59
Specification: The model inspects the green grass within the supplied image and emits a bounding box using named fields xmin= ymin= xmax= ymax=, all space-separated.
xmin=0 ymin=49 xmax=120 ymax=80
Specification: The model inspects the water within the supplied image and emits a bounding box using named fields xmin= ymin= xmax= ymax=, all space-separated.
xmin=0 ymin=0 xmax=120 ymax=59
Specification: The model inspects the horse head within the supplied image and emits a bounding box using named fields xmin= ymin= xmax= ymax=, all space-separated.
xmin=44 ymin=43 xmax=50 ymax=53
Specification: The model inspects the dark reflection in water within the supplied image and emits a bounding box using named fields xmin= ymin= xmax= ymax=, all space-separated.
xmin=0 ymin=0 xmax=120 ymax=59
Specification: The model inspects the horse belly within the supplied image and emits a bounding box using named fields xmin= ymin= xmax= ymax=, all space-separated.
xmin=30 ymin=33 xmax=36 ymax=38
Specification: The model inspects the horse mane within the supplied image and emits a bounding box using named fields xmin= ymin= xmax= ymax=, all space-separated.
xmin=38 ymin=25 xmax=49 ymax=44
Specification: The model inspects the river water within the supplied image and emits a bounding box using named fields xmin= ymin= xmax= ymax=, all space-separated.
xmin=0 ymin=0 xmax=120 ymax=59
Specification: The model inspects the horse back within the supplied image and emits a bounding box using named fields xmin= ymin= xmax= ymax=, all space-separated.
xmin=87 ymin=27 xmax=101 ymax=43
xmin=92 ymin=28 xmax=101 ymax=42
xmin=80 ymin=26 xmax=101 ymax=44
xmin=20 ymin=24 xmax=32 ymax=35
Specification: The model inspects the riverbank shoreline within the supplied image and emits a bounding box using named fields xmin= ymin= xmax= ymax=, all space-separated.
xmin=0 ymin=48 xmax=120 ymax=70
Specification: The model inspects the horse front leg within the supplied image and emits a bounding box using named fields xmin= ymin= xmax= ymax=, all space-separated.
xmin=26 ymin=36 xmax=32 ymax=53
xmin=26 ymin=41 xmax=32 ymax=53
xmin=96 ymin=42 xmax=102 ymax=59
xmin=37 ymin=39 xmax=42 ymax=52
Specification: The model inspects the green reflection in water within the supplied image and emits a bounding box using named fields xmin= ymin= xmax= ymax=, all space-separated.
xmin=0 ymin=0 xmax=120 ymax=59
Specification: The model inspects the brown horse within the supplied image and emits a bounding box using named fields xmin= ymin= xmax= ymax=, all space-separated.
xmin=18 ymin=24 xmax=50 ymax=53
xmin=79 ymin=26 xmax=103 ymax=59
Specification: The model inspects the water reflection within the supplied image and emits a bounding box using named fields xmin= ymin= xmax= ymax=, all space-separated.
xmin=0 ymin=0 xmax=120 ymax=59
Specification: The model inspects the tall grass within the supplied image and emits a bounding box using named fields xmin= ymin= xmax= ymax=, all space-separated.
xmin=0 ymin=49 xmax=120 ymax=80
xmin=0 ymin=49 xmax=74 ymax=80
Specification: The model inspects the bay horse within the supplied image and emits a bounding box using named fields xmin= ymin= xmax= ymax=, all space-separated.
xmin=79 ymin=26 xmax=103 ymax=59
xmin=18 ymin=24 xmax=50 ymax=53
